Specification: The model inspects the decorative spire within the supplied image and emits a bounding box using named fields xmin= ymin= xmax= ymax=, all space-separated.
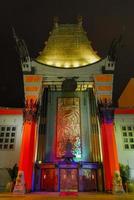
xmin=12 ymin=27 xmax=31 ymax=72
xmin=53 ymin=16 xmax=59 ymax=28
xmin=77 ymin=15 xmax=83 ymax=27
xmin=12 ymin=27 xmax=19 ymax=43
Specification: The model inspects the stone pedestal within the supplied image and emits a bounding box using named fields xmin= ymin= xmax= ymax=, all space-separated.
xmin=13 ymin=171 xmax=26 ymax=194
xmin=112 ymin=171 xmax=124 ymax=194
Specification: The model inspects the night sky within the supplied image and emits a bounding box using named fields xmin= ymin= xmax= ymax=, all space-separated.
xmin=0 ymin=0 xmax=134 ymax=107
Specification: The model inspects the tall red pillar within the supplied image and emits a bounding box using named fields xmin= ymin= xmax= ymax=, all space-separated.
xmin=18 ymin=99 xmax=38 ymax=191
xmin=100 ymin=106 xmax=119 ymax=191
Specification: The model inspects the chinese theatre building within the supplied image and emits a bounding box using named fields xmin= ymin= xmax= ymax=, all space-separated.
xmin=0 ymin=17 xmax=134 ymax=192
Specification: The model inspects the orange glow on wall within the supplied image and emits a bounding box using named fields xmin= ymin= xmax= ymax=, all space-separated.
xmin=96 ymin=85 xmax=112 ymax=91
xmin=24 ymin=75 xmax=42 ymax=82
xmin=101 ymin=122 xmax=119 ymax=191
xmin=118 ymin=78 xmax=134 ymax=108
xmin=25 ymin=86 xmax=40 ymax=92
xmin=19 ymin=121 xmax=37 ymax=191
xmin=23 ymin=75 xmax=43 ymax=104
xmin=95 ymin=75 xmax=113 ymax=82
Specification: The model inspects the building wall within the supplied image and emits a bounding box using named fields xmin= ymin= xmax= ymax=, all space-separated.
xmin=0 ymin=114 xmax=23 ymax=168
xmin=0 ymin=114 xmax=23 ymax=191
xmin=114 ymin=114 xmax=134 ymax=179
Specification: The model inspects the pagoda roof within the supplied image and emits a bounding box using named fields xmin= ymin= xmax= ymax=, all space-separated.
xmin=36 ymin=23 xmax=100 ymax=68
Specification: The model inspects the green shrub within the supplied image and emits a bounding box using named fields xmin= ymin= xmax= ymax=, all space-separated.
xmin=119 ymin=163 xmax=130 ymax=184
xmin=7 ymin=164 xmax=18 ymax=182
xmin=128 ymin=182 xmax=134 ymax=192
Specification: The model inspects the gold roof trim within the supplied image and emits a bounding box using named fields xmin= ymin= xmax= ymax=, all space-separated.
xmin=36 ymin=23 xmax=100 ymax=68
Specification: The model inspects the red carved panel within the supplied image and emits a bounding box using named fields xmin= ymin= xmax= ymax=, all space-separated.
xmin=56 ymin=98 xmax=81 ymax=158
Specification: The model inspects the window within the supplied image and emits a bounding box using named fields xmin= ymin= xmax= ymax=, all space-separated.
xmin=124 ymin=138 xmax=128 ymax=143
xmin=127 ymin=126 xmax=132 ymax=131
xmin=11 ymin=132 xmax=15 ymax=137
xmin=121 ymin=125 xmax=134 ymax=150
xmin=1 ymin=127 xmax=5 ymax=131
xmin=124 ymin=144 xmax=129 ymax=149
xmin=130 ymin=144 xmax=134 ymax=149
xmin=12 ymin=127 xmax=16 ymax=131
xmin=6 ymin=132 xmax=10 ymax=137
xmin=129 ymin=132 xmax=133 ymax=137
xmin=10 ymin=138 xmax=14 ymax=143
xmin=130 ymin=138 xmax=134 ymax=143
xmin=0 ymin=125 xmax=16 ymax=150
xmin=0 ymin=132 xmax=4 ymax=137
xmin=123 ymin=132 xmax=127 ymax=137
xmin=7 ymin=127 xmax=11 ymax=131
xmin=5 ymin=138 xmax=9 ymax=143
xmin=0 ymin=138 xmax=3 ymax=143
xmin=122 ymin=126 xmax=126 ymax=131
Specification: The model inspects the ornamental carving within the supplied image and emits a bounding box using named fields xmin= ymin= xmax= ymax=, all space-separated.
xmin=98 ymin=99 xmax=114 ymax=123
xmin=23 ymin=99 xmax=39 ymax=122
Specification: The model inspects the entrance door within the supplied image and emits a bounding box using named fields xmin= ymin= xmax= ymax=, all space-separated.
xmin=60 ymin=168 xmax=78 ymax=192
xmin=41 ymin=169 xmax=56 ymax=191
xmin=82 ymin=169 xmax=97 ymax=191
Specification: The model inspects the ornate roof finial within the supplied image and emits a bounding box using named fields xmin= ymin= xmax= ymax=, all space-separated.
xmin=77 ymin=15 xmax=83 ymax=27
xmin=12 ymin=27 xmax=19 ymax=42
xmin=12 ymin=27 xmax=31 ymax=72
xmin=54 ymin=16 xmax=59 ymax=28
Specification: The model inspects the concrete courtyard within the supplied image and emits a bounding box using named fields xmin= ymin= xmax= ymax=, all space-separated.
xmin=0 ymin=192 xmax=134 ymax=200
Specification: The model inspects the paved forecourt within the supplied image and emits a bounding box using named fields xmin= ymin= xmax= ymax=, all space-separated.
xmin=0 ymin=192 xmax=134 ymax=200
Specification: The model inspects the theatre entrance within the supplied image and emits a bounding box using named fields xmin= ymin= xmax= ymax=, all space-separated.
xmin=60 ymin=168 xmax=78 ymax=192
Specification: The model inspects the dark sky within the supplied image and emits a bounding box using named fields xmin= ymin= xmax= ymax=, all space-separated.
xmin=0 ymin=0 xmax=134 ymax=107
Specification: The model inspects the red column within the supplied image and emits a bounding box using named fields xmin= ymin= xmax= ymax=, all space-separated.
xmin=19 ymin=121 xmax=37 ymax=191
xmin=18 ymin=99 xmax=38 ymax=191
xmin=101 ymin=121 xmax=119 ymax=191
